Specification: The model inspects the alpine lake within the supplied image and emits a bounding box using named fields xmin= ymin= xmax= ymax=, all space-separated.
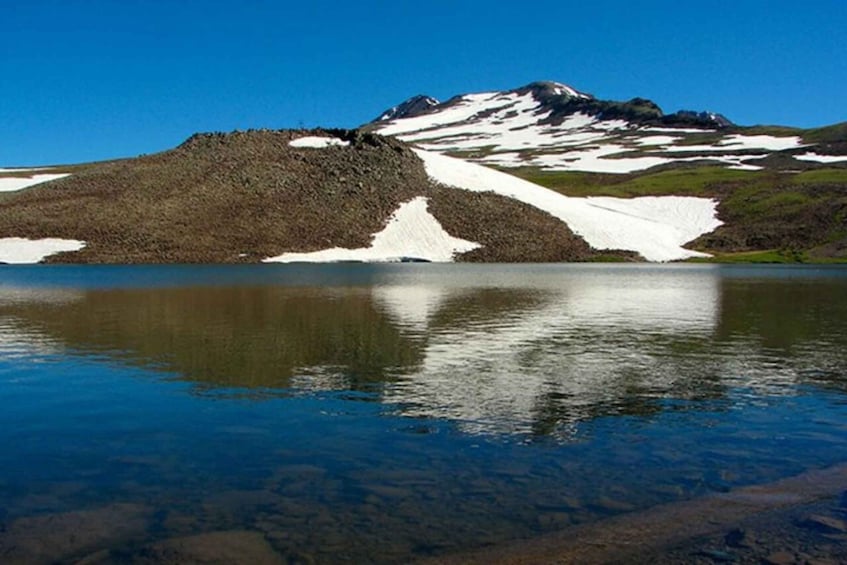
xmin=1 ymin=263 xmax=847 ymax=563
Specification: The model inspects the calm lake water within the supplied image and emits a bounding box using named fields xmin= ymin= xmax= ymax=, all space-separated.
xmin=1 ymin=263 xmax=846 ymax=563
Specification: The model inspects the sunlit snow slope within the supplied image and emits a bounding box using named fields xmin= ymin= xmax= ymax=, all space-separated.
xmin=372 ymin=82 xmax=809 ymax=173
xmin=267 ymin=135 xmax=721 ymax=263
xmin=0 ymin=238 xmax=86 ymax=264
xmin=0 ymin=168 xmax=71 ymax=192
xmin=264 ymin=197 xmax=480 ymax=263
xmin=414 ymin=149 xmax=721 ymax=262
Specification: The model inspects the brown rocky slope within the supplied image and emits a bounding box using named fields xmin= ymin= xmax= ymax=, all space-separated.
xmin=0 ymin=129 xmax=631 ymax=263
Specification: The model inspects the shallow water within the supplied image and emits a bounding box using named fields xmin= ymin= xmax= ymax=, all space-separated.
xmin=0 ymin=264 xmax=846 ymax=563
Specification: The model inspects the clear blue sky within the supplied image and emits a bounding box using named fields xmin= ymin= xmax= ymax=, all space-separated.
xmin=2 ymin=0 xmax=845 ymax=166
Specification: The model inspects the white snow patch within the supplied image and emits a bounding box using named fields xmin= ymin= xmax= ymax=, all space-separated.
xmin=666 ymin=134 xmax=804 ymax=154
xmin=377 ymin=92 xmax=502 ymax=137
xmin=794 ymin=152 xmax=847 ymax=163
xmin=718 ymin=134 xmax=803 ymax=151
xmin=548 ymin=82 xmax=591 ymax=99
xmin=531 ymin=145 xmax=678 ymax=173
xmin=591 ymin=119 xmax=632 ymax=131
xmin=586 ymin=196 xmax=722 ymax=246
xmin=394 ymin=93 xmax=559 ymax=152
xmin=0 ymin=173 xmax=70 ymax=192
xmin=633 ymin=135 xmax=679 ymax=146
xmin=413 ymin=149 xmax=721 ymax=262
xmin=557 ymin=112 xmax=598 ymax=129
xmin=263 ymin=197 xmax=480 ymax=263
xmin=0 ymin=238 xmax=86 ymax=264
xmin=289 ymin=136 xmax=350 ymax=148
xmin=643 ymin=127 xmax=712 ymax=134
xmin=372 ymin=285 xmax=453 ymax=332
xmin=727 ymin=163 xmax=765 ymax=171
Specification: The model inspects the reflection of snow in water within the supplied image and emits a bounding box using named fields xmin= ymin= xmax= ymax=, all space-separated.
xmin=375 ymin=269 xmax=723 ymax=436
xmin=0 ymin=287 xmax=83 ymax=306
xmin=0 ymin=322 xmax=59 ymax=359
xmin=0 ymin=287 xmax=83 ymax=358
xmin=375 ymin=268 xmax=836 ymax=438
xmin=371 ymin=285 xmax=453 ymax=333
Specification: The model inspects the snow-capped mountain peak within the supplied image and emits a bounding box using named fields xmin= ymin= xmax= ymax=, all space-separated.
xmin=376 ymin=95 xmax=440 ymax=121
xmin=516 ymin=80 xmax=592 ymax=100
xmin=368 ymin=81 xmax=820 ymax=174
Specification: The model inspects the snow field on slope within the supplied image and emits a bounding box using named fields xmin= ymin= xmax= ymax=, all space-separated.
xmin=794 ymin=153 xmax=847 ymax=163
xmin=662 ymin=135 xmax=803 ymax=153
xmin=263 ymin=197 xmax=480 ymax=263
xmin=376 ymin=92 xmax=505 ymax=137
xmin=413 ymin=149 xmax=721 ymax=262
xmin=395 ymin=103 xmax=601 ymax=153
xmin=0 ymin=172 xmax=71 ymax=192
xmin=374 ymin=89 xmax=809 ymax=174
xmin=0 ymin=238 xmax=86 ymax=264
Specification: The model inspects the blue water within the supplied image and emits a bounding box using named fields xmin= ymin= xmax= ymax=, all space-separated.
xmin=1 ymin=264 xmax=846 ymax=563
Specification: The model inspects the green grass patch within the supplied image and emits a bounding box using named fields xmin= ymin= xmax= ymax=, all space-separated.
xmin=666 ymin=132 xmax=725 ymax=146
xmin=689 ymin=249 xmax=847 ymax=264
xmin=801 ymin=122 xmax=847 ymax=144
xmin=509 ymin=162 xmax=847 ymax=263
xmin=511 ymin=166 xmax=771 ymax=198
xmin=687 ymin=249 xmax=808 ymax=264
xmin=743 ymin=191 xmax=811 ymax=214
xmin=583 ymin=254 xmax=640 ymax=262
xmin=790 ymin=168 xmax=847 ymax=184
xmin=510 ymin=164 xmax=847 ymax=201
xmin=736 ymin=125 xmax=802 ymax=137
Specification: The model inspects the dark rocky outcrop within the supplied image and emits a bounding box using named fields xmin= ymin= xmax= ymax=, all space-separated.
xmin=375 ymin=94 xmax=440 ymax=121
xmin=664 ymin=110 xmax=734 ymax=129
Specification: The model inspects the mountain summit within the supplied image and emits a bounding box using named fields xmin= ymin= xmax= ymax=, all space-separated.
xmin=373 ymin=80 xmax=732 ymax=130
xmin=376 ymin=95 xmax=440 ymax=121
xmin=375 ymin=81 xmax=592 ymax=123
xmin=369 ymin=81 xmax=818 ymax=174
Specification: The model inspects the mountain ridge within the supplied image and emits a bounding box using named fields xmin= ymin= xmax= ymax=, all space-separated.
xmin=369 ymin=80 xmax=846 ymax=175
xmin=372 ymin=80 xmax=734 ymax=130
xmin=1 ymin=80 xmax=845 ymax=265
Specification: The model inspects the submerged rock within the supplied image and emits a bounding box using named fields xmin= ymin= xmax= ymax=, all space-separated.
xmin=798 ymin=514 xmax=847 ymax=534
xmin=126 ymin=530 xmax=285 ymax=564
xmin=0 ymin=503 xmax=151 ymax=564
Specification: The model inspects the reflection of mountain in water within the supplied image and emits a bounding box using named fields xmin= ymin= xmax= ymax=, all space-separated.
xmin=1 ymin=266 xmax=845 ymax=438
xmin=0 ymin=287 xmax=84 ymax=359
xmin=0 ymin=287 xmax=425 ymax=392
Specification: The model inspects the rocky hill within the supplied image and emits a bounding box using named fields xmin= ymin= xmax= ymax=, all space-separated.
xmin=0 ymin=130 xmax=639 ymax=264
